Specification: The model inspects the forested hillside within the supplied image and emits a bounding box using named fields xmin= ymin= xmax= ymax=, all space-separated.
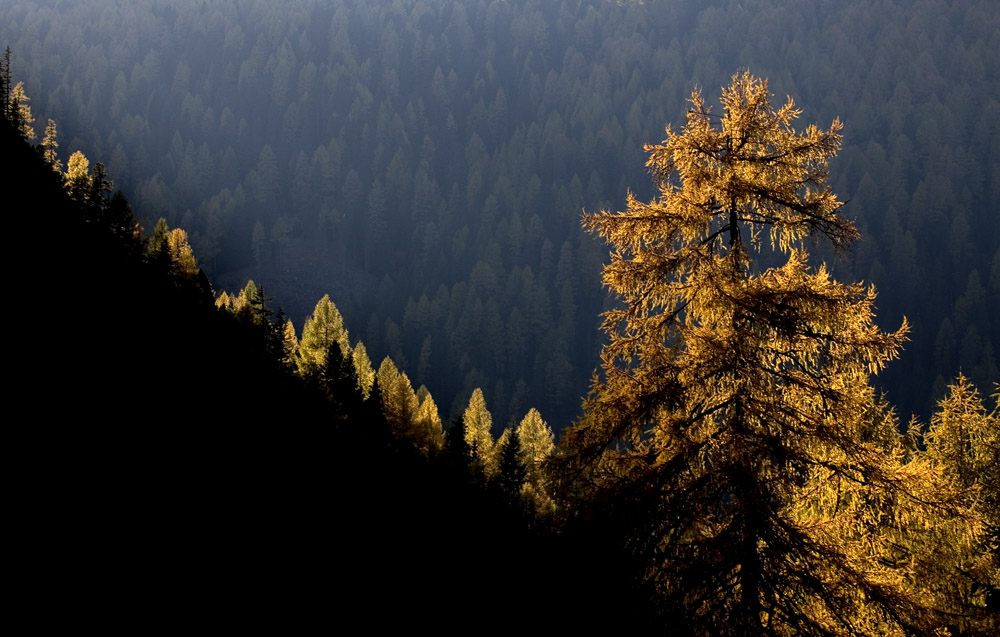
xmin=2 ymin=101 xmax=632 ymax=632
xmin=2 ymin=0 xmax=996 ymax=427
xmin=5 ymin=5 xmax=997 ymax=631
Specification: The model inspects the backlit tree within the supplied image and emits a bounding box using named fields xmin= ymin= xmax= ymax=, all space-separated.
xmin=922 ymin=375 xmax=1000 ymax=625
xmin=298 ymin=294 xmax=350 ymax=377
xmin=41 ymin=119 xmax=61 ymax=171
xmin=561 ymin=71 xmax=967 ymax=634
xmin=463 ymin=388 xmax=495 ymax=476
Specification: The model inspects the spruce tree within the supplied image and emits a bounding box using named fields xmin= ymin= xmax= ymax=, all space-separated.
xmin=323 ymin=338 xmax=364 ymax=422
xmin=561 ymin=71 xmax=966 ymax=634
xmin=497 ymin=426 xmax=526 ymax=503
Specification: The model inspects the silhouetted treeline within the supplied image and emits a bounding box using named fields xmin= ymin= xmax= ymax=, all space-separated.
xmin=4 ymin=110 xmax=649 ymax=632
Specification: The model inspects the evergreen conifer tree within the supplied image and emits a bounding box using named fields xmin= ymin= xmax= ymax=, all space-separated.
xmin=445 ymin=416 xmax=472 ymax=467
xmin=146 ymin=217 xmax=173 ymax=273
xmin=498 ymin=426 xmax=526 ymax=503
xmin=323 ymin=338 xmax=365 ymax=421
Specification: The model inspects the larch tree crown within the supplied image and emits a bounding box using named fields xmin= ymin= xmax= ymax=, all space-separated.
xmin=561 ymin=71 xmax=979 ymax=634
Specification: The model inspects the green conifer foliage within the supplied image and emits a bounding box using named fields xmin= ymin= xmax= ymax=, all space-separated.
xmin=498 ymin=426 xmax=526 ymax=501
xmin=323 ymin=338 xmax=365 ymax=421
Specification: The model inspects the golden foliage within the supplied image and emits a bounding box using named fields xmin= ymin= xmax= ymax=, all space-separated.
xmin=560 ymin=72 xmax=979 ymax=633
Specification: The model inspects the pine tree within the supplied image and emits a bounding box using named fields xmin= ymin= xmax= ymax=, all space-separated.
xmin=561 ymin=71 xmax=960 ymax=634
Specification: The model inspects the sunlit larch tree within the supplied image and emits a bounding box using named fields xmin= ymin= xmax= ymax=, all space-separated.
xmin=516 ymin=408 xmax=556 ymax=515
xmin=166 ymin=228 xmax=198 ymax=279
xmin=376 ymin=356 xmax=425 ymax=447
xmin=351 ymin=341 xmax=376 ymax=400
xmin=413 ymin=392 xmax=445 ymax=455
xmin=9 ymin=81 xmax=34 ymax=140
xmin=921 ymin=375 xmax=1000 ymax=628
xmin=560 ymin=71 xmax=972 ymax=634
xmin=463 ymin=388 xmax=495 ymax=477
xmin=41 ymin=119 xmax=61 ymax=172
xmin=298 ymin=294 xmax=350 ymax=377
xmin=65 ymin=150 xmax=91 ymax=201
xmin=281 ymin=319 xmax=300 ymax=371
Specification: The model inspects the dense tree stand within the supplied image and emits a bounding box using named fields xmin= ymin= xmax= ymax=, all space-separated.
xmin=561 ymin=72 xmax=980 ymax=635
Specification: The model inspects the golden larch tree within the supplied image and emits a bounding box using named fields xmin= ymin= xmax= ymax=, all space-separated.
xmin=561 ymin=71 xmax=972 ymax=634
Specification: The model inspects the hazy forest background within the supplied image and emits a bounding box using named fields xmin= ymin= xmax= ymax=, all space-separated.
xmin=2 ymin=0 xmax=996 ymax=429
